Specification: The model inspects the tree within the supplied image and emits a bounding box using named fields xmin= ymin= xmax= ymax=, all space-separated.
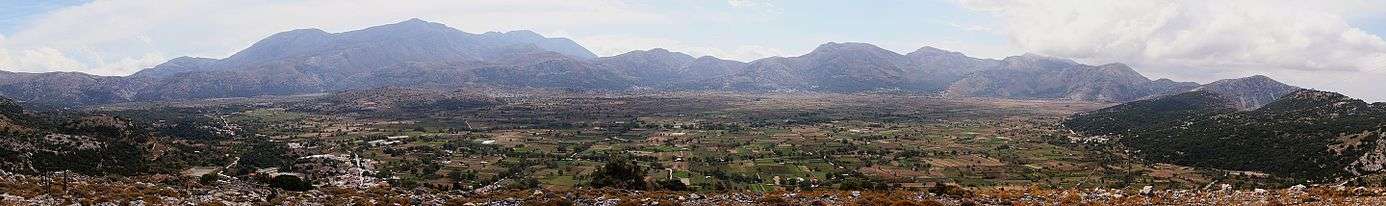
xmin=200 ymin=173 xmax=220 ymax=185
xmin=656 ymin=179 xmax=689 ymax=191
xmin=269 ymin=175 xmax=314 ymax=191
xmin=589 ymin=155 xmax=649 ymax=190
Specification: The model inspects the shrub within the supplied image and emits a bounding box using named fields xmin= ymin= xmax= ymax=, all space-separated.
xmin=589 ymin=156 xmax=648 ymax=190
xmin=655 ymin=179 xmax=689 ymax=191
xmin=269 ymin=175 xmax=314 ymax=191
xmin=199 ymin=173 xmax=220 ymax=185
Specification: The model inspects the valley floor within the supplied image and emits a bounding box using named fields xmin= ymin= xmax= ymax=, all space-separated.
xmin=0 ymin=91 xmax=1348 ymax=205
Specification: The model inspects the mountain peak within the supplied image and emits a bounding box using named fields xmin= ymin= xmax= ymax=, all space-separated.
xmin=1095 ymin=63 xmax=1150 ymax=81
xmin=483 ymin=30 xmax=546 ymax=40
xmin=1007 ymin=53 xmax=1077 ymax=63
xmin=909 ymin=46 xmax=961 ymax=56
xmin=361 ymin=18 xmax=455 ymax=33
xmin=1194 ymin=75 xmax=1299 ymax=110
xmin=1099 ymin=63 xmax=1130 ymax=68
xmin=267 ymin=28 xmax=331 ymax=39
xmin=401 ymin=18 xmax=428 ymax=24
xmin=1009 ymin=53 xmax=1077 ymax=63
xmin=161 ymin=56 xmax=215 ymax=64
xmin=608 ymin=48 xmax=695 ymax=63
xmin=999 ymin=53 xmax=1081 ymax=70
xmin=396 ymin=18 xmax=439 ymax=27
xmin=1206 ymin=75 xmax=1287 ymax=87
xmin=221 ymin=28 xmax=335 ymax=64
xmin=694 ymin=55 xmax=724 ymax=61
xmin=813 ymin=42 xmax=884 ymax=51
xmin=132 ymin=56 xmax=218 ymax=77
xmin=1256 ymin=89 xmax=1373 ymax=113
xmin=806 ymin=42 xmax=901 ymax=58
xmin=476 ymin=30 xmax=597 ymax=59
xmin=1245 ymin=74 xmax=1273 ymax=81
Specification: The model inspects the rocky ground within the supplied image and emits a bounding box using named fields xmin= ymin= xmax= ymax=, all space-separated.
xmin=5 ymin=170 xmax=1386 ymax=205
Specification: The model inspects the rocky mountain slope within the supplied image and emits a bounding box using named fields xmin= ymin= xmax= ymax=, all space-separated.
xmin=0 ymin=18 xmax=1309 ymax=106
xmin=1064 ymin=89 xmax=1386 ymax=180
xmin=0 ymin=96 xmax=161 ymax=175
xmin=0 ymin=97 xmax=29 ymax=133
xmin=1190 ymin=75 xmax=1299 ymax=109
xmin=712 ymin=42 xmax=911 ymax=91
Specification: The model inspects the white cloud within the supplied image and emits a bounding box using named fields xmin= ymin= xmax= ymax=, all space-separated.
xmin=1267 ymin=70 xmax=1386 ymax=102
xmin=575 ymin=35 xmax=788 ymax=62
xmin=961 ymin=0 xmax=1386 ymax=101
xmin=0 ymin=0 xmax=668 ymax=75
xmin=0 ymin=34 xmax=8 ymax=68
xmin=946 ymin=22 xmax=993 ymax=33
xmin=963 ymin=0 xmax=1386 ymax=73
xmin=4 ymin=47 xmax=84 ymax=72
xmin=727 ymin=0 xmax=779 ymax=11
xmin=726 ymin=0 xmax=783 ymax=21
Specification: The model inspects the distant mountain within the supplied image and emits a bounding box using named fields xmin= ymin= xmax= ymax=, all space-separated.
xmin=478 ymin=30 xmax=598 ymax=59
xmin=0 ymin=71 xmax=137 ymax=106
xmin=127 ymin=57 xmax=218 ymax=78
xmin=1139 ymin=78 xmax=1203 ymax=98
xmin=715 ymin=42 xmax=911 ymax=91
xmin=2 ymin=19 xmax=601 ymax=105
xmin=1064 ymin=89 xmax=1386 ymax=180
xmin=711 ymin=42 xmax=1002 ymax=92
xmin=901 ymin=46 xmax=1003 ymax=91
xmin=133 ymin=18 xmax=599 ymax=92
xmin=677 ymin=56 xmax=748 ymax=85
xmin=943 ymin=55 xmax=1176 ymax=102
xmin=0 ymin=18 xmax=1322 ymax=106
xmin=1190 ymin=75 xmax=1299 ymax=109
xmin=592 ymin=48 xmax=697 ymax=85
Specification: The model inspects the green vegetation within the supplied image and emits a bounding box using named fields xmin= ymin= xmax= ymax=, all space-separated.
xmin=269 ymin=175 xmax=314 ymax=191
xmin=1066 ymin=90 xmax=1386 ymax=180
xmin=589 ymin=156 xmax=649 ymax=190
xmin=0 ymin=91 xmax=1296 ymax=193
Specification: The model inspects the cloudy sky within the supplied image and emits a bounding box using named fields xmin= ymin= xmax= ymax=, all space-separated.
xmin=0 ymin=0 xmax=1384 ymax=100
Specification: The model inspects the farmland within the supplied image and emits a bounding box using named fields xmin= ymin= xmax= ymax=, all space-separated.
xmin=75 ymin=91 xmax=1293 ymax=193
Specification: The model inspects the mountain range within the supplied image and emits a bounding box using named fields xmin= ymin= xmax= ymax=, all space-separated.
xmin=0 ymin=19 xmax=1305 ymax=106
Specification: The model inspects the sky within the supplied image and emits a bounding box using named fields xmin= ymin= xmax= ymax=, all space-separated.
xmin=0 ymin=0 xmax=1383 ymax=101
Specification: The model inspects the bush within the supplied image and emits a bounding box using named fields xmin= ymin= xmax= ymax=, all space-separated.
xmin=655 ymin=179 xmax=689 ymax=191
xmin=269 ymin=175 xmax=314 ymax=191
xmin=589 ymin=156 xmax=649 ymax=190
xmin=199 ymin=173 xmax=220 ymax=185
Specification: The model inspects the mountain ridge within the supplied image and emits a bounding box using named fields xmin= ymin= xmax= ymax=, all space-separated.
xmin=0 ymin=19 xmax=1330 ymax=106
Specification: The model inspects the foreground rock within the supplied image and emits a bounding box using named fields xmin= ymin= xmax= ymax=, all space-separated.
xmin=4 ymin=171 xmax=1386 ymax=205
